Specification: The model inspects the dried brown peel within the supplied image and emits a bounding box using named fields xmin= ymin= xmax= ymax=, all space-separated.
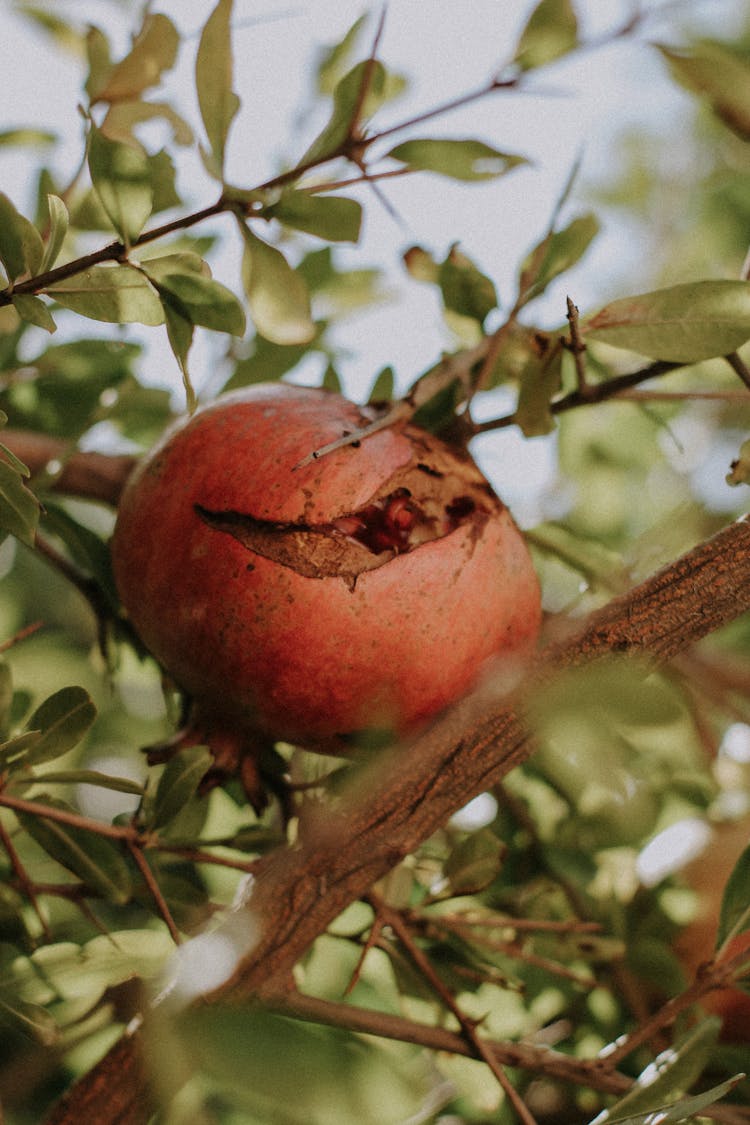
xmin=195 ymin=427 xmax=500 ymax=589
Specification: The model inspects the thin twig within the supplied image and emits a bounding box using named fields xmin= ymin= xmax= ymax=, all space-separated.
xmin=0 ymin=818 xmax=51 ymax=941
xmin=565 ymin=295 xmax=589 ymax=394
xmin=126 ymin=841 xmax=181 ymax=945
xmin=368 ymin=892 xmax=540 ymax=1125
xmin=725 ymin=351 xmax=750 ymax=391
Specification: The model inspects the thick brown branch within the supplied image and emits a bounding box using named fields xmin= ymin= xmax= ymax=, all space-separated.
xmin=43 ymin=516 xmax=750 ymax=1124
xmin=5 ymin=429 xmax=136 ymax=506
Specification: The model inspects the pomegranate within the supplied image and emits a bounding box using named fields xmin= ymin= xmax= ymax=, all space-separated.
xmin=111 ymin=384 xmax=540 ymax=756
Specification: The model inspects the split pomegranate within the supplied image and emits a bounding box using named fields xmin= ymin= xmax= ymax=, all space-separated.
xmin=111 ymin=383 xmax=541 ymax=751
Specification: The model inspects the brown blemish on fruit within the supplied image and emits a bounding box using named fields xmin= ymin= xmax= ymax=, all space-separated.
xmin=196 ymin=437 xmax=497 ymax=590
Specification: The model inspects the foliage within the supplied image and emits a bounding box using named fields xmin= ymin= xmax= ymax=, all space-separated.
xmin=1 ymin=1 xmax=750 ymax=1123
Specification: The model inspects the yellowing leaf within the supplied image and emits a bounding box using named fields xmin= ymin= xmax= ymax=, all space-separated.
xmin=585 ymin=280 xmax=750 ymax=362
xmin=95 ymin=14 xmax=179 ymax=103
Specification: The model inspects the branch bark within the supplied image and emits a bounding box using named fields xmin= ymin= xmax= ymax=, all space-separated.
xmin=43 ymin=512 xmax=750 ymax=1124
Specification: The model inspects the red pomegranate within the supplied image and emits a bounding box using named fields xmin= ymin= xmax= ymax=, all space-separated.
xmin=111 ymin=384 xmax=541 ymax=754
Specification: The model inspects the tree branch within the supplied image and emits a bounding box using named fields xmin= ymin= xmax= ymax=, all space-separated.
xmin=43 ymin=513 xmax=750 ymax=1124
xmin=5 ymin=429 xmax=136 ymax=506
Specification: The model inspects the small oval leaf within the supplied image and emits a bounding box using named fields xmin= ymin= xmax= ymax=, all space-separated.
xmin=88 ymin=127 xmax=153 ymax=245
xmin=151 ymin=746 xmax=214 ymax=829
xmin=45 ymin=264 xmax=165 ymax=326
xmin=24 ymin=686 xmax=97 ymax=766
xmin=196 ymin=0 xmax=240 ymax=180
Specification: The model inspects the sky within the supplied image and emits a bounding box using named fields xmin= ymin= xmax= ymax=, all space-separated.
xmin=0 ymin=0 xmax=746 ymax=519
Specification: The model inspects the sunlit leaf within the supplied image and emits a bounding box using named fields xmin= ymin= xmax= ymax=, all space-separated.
xmin=519 ymin=213 xmax=600 ymax=304
xmin=301 ymin=60 xmax=387 ymax=165
xmin=196 ymin=0 xmax=240 ymax=180
xmin=84 ymin=26 xmax=113 ymax=102
xmin=45 ymin=264 xmax=165 ymax=325
xmin=88 ymin=126 xmax=153 ymax=245
xmin=11 ymin=294 xmax=56 ymax=333
xmin=592 ymin=1075 xmax=744 ymax=1125
xmin=727 ymin=437 xmax=750 ymax=486
xmin=268 ymin=191 xmax=362 ymax=243
xmin=0 ymin=459 xmax=41 ymax=547
xmin=16 ymin=797 xmax=132 ymax=904
xmin=40 ymin=193 xmax=69 ymax=273
xmin=659 ymin=41 xmax=750 ymax=141
xmin=585 ymin=280 xmax=750 ymax=362
xmin=24 ymin=685 xmax=97 ymax=766
xmin=102 ymin=100 xmax=194 ymax=148
xmin=588 ymin=1019 xmax=721 ymax=1122
xmin=0 ymin=193 xmax=44 ymax=281
xmin=162 ymin=300 xmax=196 ymax=410
xmin=514 ymin=0 xmax=579 ymax=71
xmin=240 ymin=224 xmax=315 ymax=345
xmin=151 ymin=746 xmax=214 ymax=829
xmin=388 ymin=138 xmax=526 ymax=182
xmin=95 ymin=13 xmax=179 ymax=103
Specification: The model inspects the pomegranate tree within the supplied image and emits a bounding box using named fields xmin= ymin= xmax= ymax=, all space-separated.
xmin=112 ymin=383 xmax=541 ymax=759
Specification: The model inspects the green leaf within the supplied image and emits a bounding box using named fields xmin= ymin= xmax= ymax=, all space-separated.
xmin=658 ymin=41 xmax=750 ymax=141
xmin=0 ymin=128 xmax=56 ymax=148
xmin=439 ymin=245 xmax=497 ymax=325
xmin=240 ymin=224 xmax=315 ymax=345
xmin=163 ymin=300 xmax=196 ymax=411
xmin=0 ymin=459 xmax=41 ymax=547
xmin=387 ymin=138 xmax=526 ymax=182
xmin=590 ymin=1019 xmax=721 ymax=1122
xmin=0 ymin=193 xmax=44 ymax=281
xmin=717 ymin=843 xmax=750 ymax=949
xmin=144 ymin=264 xmax=246 ymax=336
xmin=519 ymin=213 xmax=600 ymax=304
xmin=368 ymin=365 xmax=395 ymax=402
xmin=316 ymin=14 xmax=368 ymax=95
xmin=0 ymin=731 xmax=42 ymax=772
xmin=444 ymin=829 xmax=504 ymax=894
xmin=593 ymin=1076 xmax=745 ymax=1125
xmin=15 ymin=769 xmax=144 ymax=795
xmin=16 ymin=798 xmax=132 ymax=904
xmin=88 ymin=126 xmax=153 ymax=245
xmin=42 ymin=501 xmax=120 ymax=610
xmin=515 ymin=337 xmax=564 ymax=436
xmin=45 ymin=264 xmax=164 ymax=325
xmin=301 ymin=59 xmax=387 ymax=165
xmin=585 ymin=280 xmax=750 ymax=363
xmin=102 ymin=100 xmax=194 ymax=148
xmin=514 ymin=0 xmax=579 ymax=71
xmin=403 ymin=245 xmax=439 ymax=284
xmin=151 ymin=746 xmax=214 ymax=829
xmin=11 ymin=294 xmax=56 ymax=333
xmin=40 ymin=193 xmax=69 ymax=273
xmin=196 ymin=0 xmax=240 ymax=180
xmin=95 ymin=13 xmax=179 ymax=103
xmin=727 ymin=437 xmax=750 ymax=486
xmin=268 ymin=191 xmax=362 ymax=243
xmin=84 ymin=25 xmax=113 ymax=101
xmin=24 ymin=686 xmax=97 ymax=766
